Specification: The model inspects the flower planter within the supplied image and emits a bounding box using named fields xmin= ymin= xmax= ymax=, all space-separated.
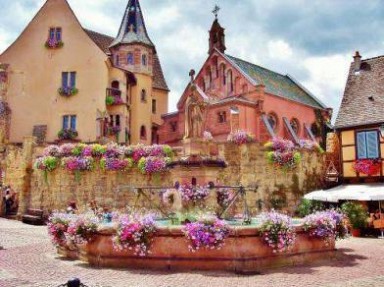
xmin=74 ymin=225 xmax=336 ymax=272
xmin=351 ymin=228 xmax=361 ymax=237
xmin=57 ymin=244 xmax=79 ymax=260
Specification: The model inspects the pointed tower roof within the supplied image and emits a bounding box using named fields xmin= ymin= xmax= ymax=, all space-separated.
xmin=110 ymin=0 xmax=154 ymax=48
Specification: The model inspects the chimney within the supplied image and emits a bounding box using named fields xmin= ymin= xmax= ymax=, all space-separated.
xmin=353 ymin=51 xmax=362 ymax=72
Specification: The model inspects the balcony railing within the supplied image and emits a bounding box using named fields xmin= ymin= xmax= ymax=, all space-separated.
xmin=106 ymin=88 xmax=125 ymax=106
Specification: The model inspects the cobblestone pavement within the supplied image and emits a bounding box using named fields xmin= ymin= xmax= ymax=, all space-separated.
xmin=1 ymin=218 xmax=384 ymax=287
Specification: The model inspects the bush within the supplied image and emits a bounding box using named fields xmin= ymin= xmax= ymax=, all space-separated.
xmin=341 ymin=202 xmax=368 ymax=229
xmin=296 ymin=199 xmax=326 ymax=217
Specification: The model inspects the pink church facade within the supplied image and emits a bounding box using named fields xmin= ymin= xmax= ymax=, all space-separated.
xmin=159 ymin=18 xmax=331 ymax=146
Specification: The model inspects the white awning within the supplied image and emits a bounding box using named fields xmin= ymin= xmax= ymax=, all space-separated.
xmin=304 ymin=183 xmax=384 ymax=202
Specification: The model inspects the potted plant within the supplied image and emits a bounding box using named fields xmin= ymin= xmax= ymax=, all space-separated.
xmin=341 ymin=202 xmax=367 ymax=237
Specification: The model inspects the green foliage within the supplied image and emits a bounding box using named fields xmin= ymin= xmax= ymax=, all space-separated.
xmin=106 ymin=96 xmax=114 ymax=106
xmin=296 ymin=199 xmax=325 ymax=217
xmin=293 ymin=152 xmax=301 ymax=165
xmin=341 ymin=202 xmax=368 ymax=229
xmin=72 ymin=144 xmax=85 ymax=156
xmin=163 ymin=145 xmax=174 ymax=158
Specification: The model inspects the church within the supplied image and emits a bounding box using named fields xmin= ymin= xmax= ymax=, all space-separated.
xmin=159 ymin=11 xmax=331 ymax=146
xmin=0 ymin=0 xmax=169 ymax=145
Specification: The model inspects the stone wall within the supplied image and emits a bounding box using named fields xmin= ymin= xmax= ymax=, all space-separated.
xmin=3 ymin=138 xmax=325 ymax=217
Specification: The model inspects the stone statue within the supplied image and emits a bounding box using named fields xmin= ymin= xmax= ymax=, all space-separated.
xmin=184 ymin=92 xmax=204 ymax=139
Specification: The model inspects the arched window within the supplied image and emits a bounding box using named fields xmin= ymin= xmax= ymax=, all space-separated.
xmin=141 ymin=89 xmax=147 ymax=102
xmin=221 ymin=64 xmax=226 ymax=86
xmin=111 ymin=80 xmax=119 ymax=90
xmin=140 ymin=125 xmax=147 ymax=139
xmin=127 ymin=52 xmax=134 ymax=65
xmin=212 ymin=56 xmax=219 ymax=78
xmin=142 ymin=54 xmax=147 ymax=66
xmin=268 ymin=112 xmax=279 ymax=132
xmin=227 ymin=70 xmax=233 ymax=93
xmin=290 ymin=118 xmax=300 ymax=136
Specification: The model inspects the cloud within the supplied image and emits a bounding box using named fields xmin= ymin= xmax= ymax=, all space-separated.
xmin=0 ymin=0 xmax=382 ymax=119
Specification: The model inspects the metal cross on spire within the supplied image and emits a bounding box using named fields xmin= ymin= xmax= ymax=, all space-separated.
xmin=212 ymin=5 xmax=220 ymax=19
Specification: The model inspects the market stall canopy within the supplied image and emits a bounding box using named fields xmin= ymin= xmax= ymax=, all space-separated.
xmin=304 ymin=183 xmax=384 ymax=202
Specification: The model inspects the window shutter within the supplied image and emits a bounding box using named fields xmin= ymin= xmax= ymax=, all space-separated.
xmin=357 ymin=132 xmax=367 ymax=159
xmin=62 ymin=116 xmax=69 ymax=130
xmin=70 ymin=116 xmax=77 ymax=130
xmin=62 ymin=72 xmax=68 ymax=88
xmin=70 ymin=72 xmax=76 ymax=88
xmin=366 ymin=131 xmax=379 ymax=158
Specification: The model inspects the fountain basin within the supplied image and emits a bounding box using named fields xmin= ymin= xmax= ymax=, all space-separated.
xmin=76 ymin=225 xmax=336 ymax=272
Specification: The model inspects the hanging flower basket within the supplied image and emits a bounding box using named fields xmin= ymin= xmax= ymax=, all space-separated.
xmin=353 ymin=159 xmax=381 ymax=176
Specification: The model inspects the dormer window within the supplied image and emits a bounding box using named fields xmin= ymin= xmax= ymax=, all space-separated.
xmin=45 ymin=27 xmax=63 ymax=49
xmin=142 ymin=54 xmax=147 ymax=66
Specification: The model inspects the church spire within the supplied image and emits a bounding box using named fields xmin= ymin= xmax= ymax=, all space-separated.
xmin=110 ymin=0 xmax=154 ymax=48
xmin=208 ymin=5 xmax=226 ymax=54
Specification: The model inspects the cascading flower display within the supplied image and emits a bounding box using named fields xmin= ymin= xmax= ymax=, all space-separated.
xmin=104 ymin=144 xmax=123 ymax=158
xmin=137 ymin=156 xmax=169 ymax=174
xmin=179 ymin=184 xmax=210 ymax=203
xmin=66 ymin=214 xmax=99 ymax=244
xmin=61 ymin=156 xmax=94 ymax=171
xmin=182 ymin=217 xmax=230 ymax=252
xmin=112 ymin=215 xmax=157 ymax=256
xmin=47 ymin=212 xmax=76 ymax=246
xmin=58 ymin=143 xmax=75 ymax=157
xmin=90 ymin=144 xmax=106 ymax=157
xmin=227 ymin=130 xmax=255 ymax=145
xmin=265 ymin=138 xmax=301 ymax=170
xmin=43 ymin=145 xmax=60 ymax=157
xmin=100 ymin=157 xmax=133 ymax=171
xmin=203 ymin=131 xmax=213 ymax=141
xmin=303 ymin=210 xmax=347 ymax=243
xmin=35 ymin=156 xmax=60 ymax=172
xmin=259 ymin=210 xmax=296 ymax=253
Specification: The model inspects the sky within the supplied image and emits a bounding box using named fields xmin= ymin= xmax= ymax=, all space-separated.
xmin=1 ymin=0 xmax=384 ymax=121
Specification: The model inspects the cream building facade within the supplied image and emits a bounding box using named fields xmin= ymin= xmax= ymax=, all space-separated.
xmin=0 ymin=0 xmax=169 ymax=145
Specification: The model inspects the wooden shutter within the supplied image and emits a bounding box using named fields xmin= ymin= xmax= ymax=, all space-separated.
xmin=304 ymin=123 xmax=317 ymax=142
xmin=366 ymin=131 xmax=379 ymax=158
xmin=283 ymin=117 xmax=300 ymax=144
xmin=261 ymin=114 xmax=276 ymax=139
xmin=357 ymin=132 xmax=367 ymax=159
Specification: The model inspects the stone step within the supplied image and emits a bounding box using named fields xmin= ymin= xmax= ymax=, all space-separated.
xmin=26 ymin=208 xmax=44 ymax=217
xmin=21 ymin=214 xmax=44 ymax=226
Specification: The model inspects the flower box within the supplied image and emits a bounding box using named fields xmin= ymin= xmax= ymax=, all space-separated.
xmin=58 ymin=87 xmax=78 ymax=97
xmin=45 ymin=39 xmax=64 ymax=49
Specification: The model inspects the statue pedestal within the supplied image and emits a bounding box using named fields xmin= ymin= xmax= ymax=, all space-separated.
xmin=182 ymin=138 xmax=207 ymax=156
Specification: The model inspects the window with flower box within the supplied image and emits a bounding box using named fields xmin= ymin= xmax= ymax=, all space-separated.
xmin=62 ymin=115 xmax=77 ymax=130
xmin=59 ymin=72 xmax=77 ymax=96
xmin=45 ymin=27 xmax=63 ymax=49
xmin=356 ymin=130 xmax=379 ymax=159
